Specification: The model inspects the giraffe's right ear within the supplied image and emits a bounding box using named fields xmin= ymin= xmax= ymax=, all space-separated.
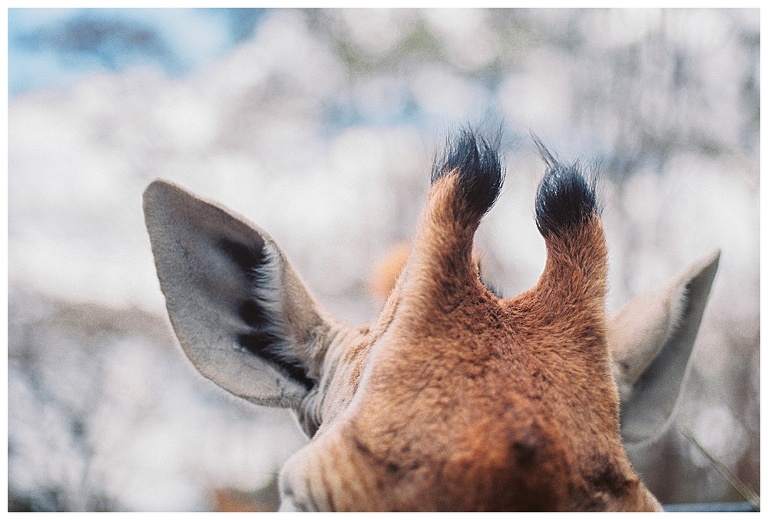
xmin=143 ymin=180 xmax=334 ymax=408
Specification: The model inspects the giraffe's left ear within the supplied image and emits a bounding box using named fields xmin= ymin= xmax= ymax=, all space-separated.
xmin=608 ymin=249 xmax=720 ymax=444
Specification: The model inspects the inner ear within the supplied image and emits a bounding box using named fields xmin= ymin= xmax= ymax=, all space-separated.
xmin=220 ymin=237 xmax=314 ymax=389
xmin=144 ymin=180 xmax=317 ymax=406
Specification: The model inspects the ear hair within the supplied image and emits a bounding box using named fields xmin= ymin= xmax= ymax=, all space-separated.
xmin=143 ymin=179 xmax=326 ymax=407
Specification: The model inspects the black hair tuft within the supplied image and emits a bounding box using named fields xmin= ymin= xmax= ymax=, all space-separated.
xmin=533 ymin=138 xmax=600 ymax=238
xmin=431 ymin=127 xmax=505 ymax=218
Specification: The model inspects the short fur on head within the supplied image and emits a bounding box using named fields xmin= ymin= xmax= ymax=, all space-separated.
xmin=143 ymin=128 xmax=719 ymax=512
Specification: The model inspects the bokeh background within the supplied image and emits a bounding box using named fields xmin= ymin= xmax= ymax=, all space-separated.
xmin=7 ymin=8 xmax=759 ymax=511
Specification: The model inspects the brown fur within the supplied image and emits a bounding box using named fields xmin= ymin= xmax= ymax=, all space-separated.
xmin=144 ymin=149 xmax=682 ymax=510
xmin=278 ymin=171 xmax=661 ymax=511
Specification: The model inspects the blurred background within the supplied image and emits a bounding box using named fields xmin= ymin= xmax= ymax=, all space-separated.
xmin=7 ymin=8 xmax=759 ymax=511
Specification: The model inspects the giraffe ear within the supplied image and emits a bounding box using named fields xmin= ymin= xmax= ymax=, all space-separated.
xmin=608 ymin=249 xmax=720 ymax=444
xmin=143 ymin=180 xmax=336 ymax=408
